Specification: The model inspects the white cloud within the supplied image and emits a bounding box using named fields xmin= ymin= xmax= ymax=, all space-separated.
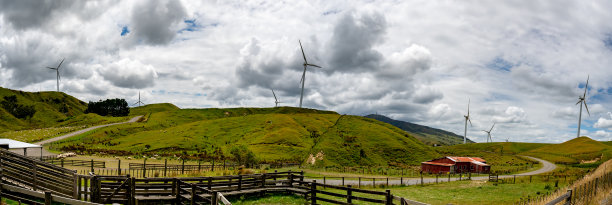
xmin=594 ymin=112 xmax=612 ymax=130
xmin=1 ymin=1 xmax=612 ymax=143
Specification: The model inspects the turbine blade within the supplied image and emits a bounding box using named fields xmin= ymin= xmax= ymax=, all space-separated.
xmin=57 ymin=58 xmax=65 ymax=70
xmin=583 ymin=75 xmax=589 ymax=97
xmin=584 ymin=101 xmax=590 ymax=116
xmin=468 ymin=118 xmax=472 ymax=126
xmin=467 ymin=99 xmax=470 ymax=116
xmin=490 ymin=123 xmax=495 ymax=132
xmin=307 ymin=64 xmax=322 ymax=68
xmin=299 ymin=67 xmax=306 ymax=85
xmin=299 ymin=40 xmax=307 ymax=64
xmin=47 ymin=67 xmax=56 ymax=70
xmin=576 ymin=100 xmax=582 ymax=105
xmin=271 ymin=89 xmax=278 ymax=101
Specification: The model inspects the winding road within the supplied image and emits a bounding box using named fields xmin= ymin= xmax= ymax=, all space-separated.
xmin=20 ymin=115 xmax=142 ymax=157
xmin=304 ymin=156 xmax=556 ymax=186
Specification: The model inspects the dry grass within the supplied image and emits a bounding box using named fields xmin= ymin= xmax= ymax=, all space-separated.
xmin=531 ymin=159 xmax=612 ymax=205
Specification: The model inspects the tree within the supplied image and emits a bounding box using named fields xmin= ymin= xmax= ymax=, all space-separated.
xmin=85 ymin=98 xmax=129 ymax=117
xmin=230 ymin=145 xmax=256 ymax=167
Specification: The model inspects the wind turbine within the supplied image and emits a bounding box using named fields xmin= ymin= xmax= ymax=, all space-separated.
xmin=298 ymin=40 xmax=322 ymax=108
xmin=46 ymin=58 xmax=64 ymax=92
xmin=271 ymin=89 xmax=282 ymax=107
xmin=133 ymin=91 xmax=145 ymax=107
xmin=576 ymin=75 xmax=590 ymax=138
xmin=482 ymin=123 xmax=495 ymax=143
xmin=463 ymin=99 xmax=472 ymax=144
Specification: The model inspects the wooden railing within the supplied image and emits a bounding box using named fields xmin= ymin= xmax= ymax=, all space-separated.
xmin=45 ymin=158 xmax=105 ymax=168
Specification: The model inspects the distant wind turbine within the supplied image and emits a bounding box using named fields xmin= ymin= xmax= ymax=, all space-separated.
xmin=463 ymin=99 xmax=472 ymax=144
xmin=298 ymin=40 xmax=322 ymax=108
xmin=46 ymin=58 xmax=65 ymax=92
xmin=576 ymin=75 xmax=590 ymax=138
xmin=482 ymin=123 xmax=495 ymax=143
xmin=133 ymin=91 xmax=145 ymax=107
xmin=271 ymin=89 xmax=282 ymax=107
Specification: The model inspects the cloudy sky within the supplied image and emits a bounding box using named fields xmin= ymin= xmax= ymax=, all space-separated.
xmin=1 ymin=0 xmax=612 ymax=143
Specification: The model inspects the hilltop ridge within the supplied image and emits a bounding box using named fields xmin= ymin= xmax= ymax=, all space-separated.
xmin=365 ymin=114 xmax=472 ymax=146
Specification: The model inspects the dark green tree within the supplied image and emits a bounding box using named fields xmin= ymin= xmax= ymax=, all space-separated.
xmin=229 ymin=145 xmax=256 ymax=167
xmin=1 ymin=95 xmax=36 ymax=119
xmin=85 ymin=98 xmax=130 ymax=116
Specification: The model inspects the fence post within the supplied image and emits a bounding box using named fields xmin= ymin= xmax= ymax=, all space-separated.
xmin=342 ymin=177 xmax=345 ymax=186
xmin=32 ymin=158 xmax=38 ymax=191
xmin=211 ymin=191 xmax=218 ymax=205
xmin=421 ymin=173 xmax=424 ymax=186
xmin=181 ymin=159 xmax=185 ymax=174
xmin=212 ymin=158 xmax=215 ymax=172
xmin=117 ymin=159 xmax=121 ymax=175
xmin=347 ymin=185 xmax=352 ymax=203
xmin=359 ymin=177 xmax=361 ymax=188
xmin=190 ymin=183 xmax=196 ymax=205
xmin=208 ymin=177 xmax=212 ymax=190
xmin=386 ymin=189 xmax=392 ymax=205
xmin=142 ymin=158 xmax=147 ymax=178
xmin=323 ymin=176 xmax=326 ymax=189
xmin=238 ymin=175 xmax=242 ymax=190
xmin=44 ymin=191 xmax=52 ymax=205
xmin=400 ymin=177 xmax=403 ymax=185
xmin=373 ymin=178 xmax=376 ymax=187
xmin=91 ymin=159 xmax=94 ymax=173
xmin=72 ymin=173 xmax=78 ymax=199
xmin=386 ymin=177 xmax=389 ymax=187
xmin=61 ymin=158 xmax=64 ymax=167
xmin=514 ymin=175 xmax=516 ymax=184
xmin=261 ymin=173 xmax=266 ymax=188
xmin=164 ymin=159 xmax=168 ymax=177
xmin=566 ymin=189 xmax=572 ymax=204
xmin=311 ymin=180 xmax=317 ymax=205
xmin=436 ymin=174 xmax=438 ymax=184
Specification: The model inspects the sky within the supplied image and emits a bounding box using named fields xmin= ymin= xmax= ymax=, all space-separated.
xmin=1 ymin=0 xmax=612 ymax=143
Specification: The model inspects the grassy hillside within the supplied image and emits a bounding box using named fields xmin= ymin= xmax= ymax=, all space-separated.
xmin=0 ymin=87 xmax=87 ymax=132
xmin=365 ymin=114 xmax=472 ymax=145
xmin=49 ymin=105 xmax=439 ymax=166
xmin=523 ymin=137 xmax=612 ymax=164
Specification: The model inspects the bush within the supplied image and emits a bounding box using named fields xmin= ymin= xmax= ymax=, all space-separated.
xmin=85 ymin=98 xmax=129 ymax=117
xmin=230 ymin=145 xmax=257 ymax=167
xmin=1 ymin=95 xmax=36 ymax=119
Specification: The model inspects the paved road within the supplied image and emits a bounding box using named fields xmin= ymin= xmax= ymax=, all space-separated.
xmin=16 ymin=116 xmax=142 ymax=157
xmin=303 ymin=156 xmax=556 ymax=186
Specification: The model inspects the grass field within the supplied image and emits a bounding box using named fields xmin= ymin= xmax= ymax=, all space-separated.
xmin=48 ymin=105 xmax=440 ymax=167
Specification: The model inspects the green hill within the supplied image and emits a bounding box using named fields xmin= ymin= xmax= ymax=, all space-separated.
xmin=365 ymin=114 xmax=472 ymax=146
xmin=524 ymin=137 xmax=612 ymax=164
xmin=0 ymin=87 xmax=87 ymax=132
xmin=49 ymin=105 xmax=439 ymax=166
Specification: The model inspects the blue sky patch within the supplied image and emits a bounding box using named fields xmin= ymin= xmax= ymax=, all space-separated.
xmin=120 ymin=26 xmax=129 ymax=36
xmin=179 ymin=19 xmax=209 ymax=33
xmin=604 ymin=34 xmax=612 ymax=51
xmin=486 ymin=57 xmax=513 ymax=71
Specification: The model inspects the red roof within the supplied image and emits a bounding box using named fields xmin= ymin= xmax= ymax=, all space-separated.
xmin=422 ymin=162 xmax=453 ymax=166
xmin=447 ymin=156 xmax=486 ymax=163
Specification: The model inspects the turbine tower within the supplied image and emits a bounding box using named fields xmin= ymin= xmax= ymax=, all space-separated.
xmin=463 ymin=99 xmax=472 ymax=144
xmin=133 ymin=91 xmax=145 ymax=107
xmin=46 ymin=58 xmax=64 ymax=92
xmin=271 ymin=89 xmax=282 ymax=107
xmin=298 ymin=40 xmax=321 ymax=108
xmin=482 ymin=123 xmax=495 ymax=143
xmin=576 ymin=75 xmax=590 ymax=138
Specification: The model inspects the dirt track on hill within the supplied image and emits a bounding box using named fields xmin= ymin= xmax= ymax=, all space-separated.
xmin=14 ymin=116 xmax=142 ymax=157
xmin=303 ymin=156 xmax=556 ymax=186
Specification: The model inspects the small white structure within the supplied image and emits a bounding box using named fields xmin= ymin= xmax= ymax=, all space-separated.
xmin=0 ymin=138 xmax=43 ymax=158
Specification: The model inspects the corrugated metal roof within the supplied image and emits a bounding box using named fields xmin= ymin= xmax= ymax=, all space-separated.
xmin=447 ymin=156 xmax=486 ymax=163
xmin=422 ymin=162 xmax=454 ymax=166
xmin=0 ymin=139 xmax=42 ymax=149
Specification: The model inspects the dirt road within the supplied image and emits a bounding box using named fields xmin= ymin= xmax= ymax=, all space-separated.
xmin=18 ymin=116 xmax=142 ymax=157
xmin=304 ymin=156 xmax=556 ymax=186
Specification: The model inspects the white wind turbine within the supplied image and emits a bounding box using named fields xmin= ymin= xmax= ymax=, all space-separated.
xmin=463 ymin=99 xmax=472 ymax=144
xmin=482 ymin=123 xmax=495 ymax=143
xmin=271 ymin=89 xmax=282 ymax=107
xmin=576 ymin=75 xmax=590 ymax=138
xmin=298 ymin=40 xmax=322 ymax=108
xmin=133 ymin=91 xmax=145 ymax=107
xmin=46 ymin=58 xmax=65 ymax=92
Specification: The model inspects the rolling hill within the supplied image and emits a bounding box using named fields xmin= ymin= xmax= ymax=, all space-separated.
xmin=365 ymin=114 xmax=472 ymax=146
xmin=523 ymin=137 xmax=612 ymax=164
xmin=50 ymin=104 xmax=440 ymax=167
xmin=0 ymin=87 xmax=134 ymax=134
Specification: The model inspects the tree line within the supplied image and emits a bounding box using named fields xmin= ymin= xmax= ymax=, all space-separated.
xmin=0 ymin=95 xmax=36 ymax=119
xmin=85 ymin=98 xmax=130 ymax=117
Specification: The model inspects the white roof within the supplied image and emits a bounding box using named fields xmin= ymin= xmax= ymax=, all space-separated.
xmin=0 ymin=139 xmax=42 ymax=149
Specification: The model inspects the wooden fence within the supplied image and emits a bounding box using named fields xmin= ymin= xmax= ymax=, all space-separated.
xmin=45 ymin=158 xmax=106 ymax=168
xmin=1 ymin=148 xmax=429 ymax=205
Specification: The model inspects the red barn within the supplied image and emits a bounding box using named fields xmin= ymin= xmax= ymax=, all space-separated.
xmin=421 ymin=156 xmax=490 ymax=174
